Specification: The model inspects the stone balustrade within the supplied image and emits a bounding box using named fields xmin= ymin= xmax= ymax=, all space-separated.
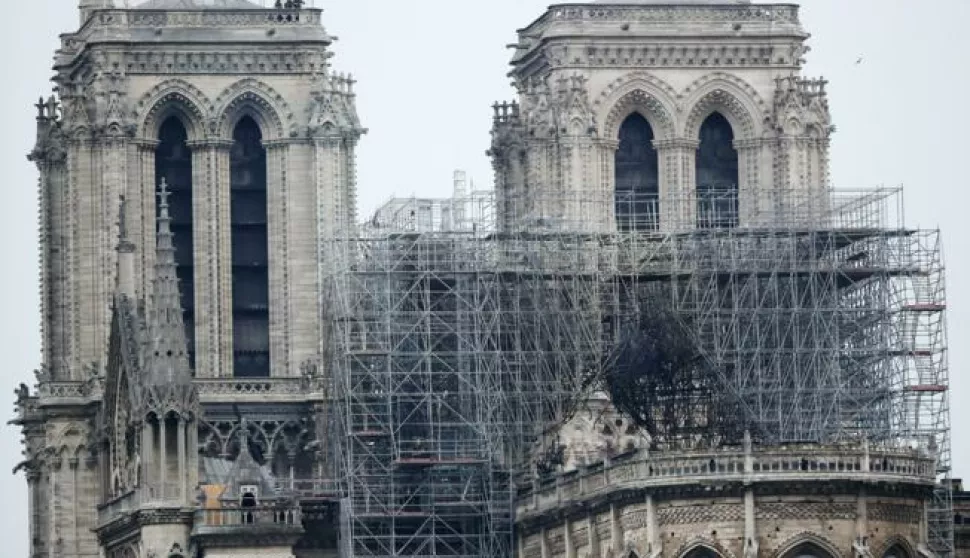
xmin=193 ymin=506 xmax=303 ymax=534
xmin=543 ymin=4 xmax=801 ymax=25
xmin=97 ymin=490 xmax=140 ymax=526
xmin=517 ymin=444 xmax=936 ymax=518
xmin=281 ymin=477 xmax=341 ymax=499
xmin=85 ymin=9 xmax=322 ymax=31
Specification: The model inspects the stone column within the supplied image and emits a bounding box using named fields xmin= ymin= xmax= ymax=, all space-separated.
xmin=735 ymin=138 xmax=766 ymax=227
xmin=655 ymin=139 xmax=699 ymax=232
xmin=645 ymin=494 xmax=660 ymax=557
xmin=159 ymin=418 xmax=168 ymax=498
xmin=597 ymin=140 xmax=619 ymax=232
xmin=265 ymin=139 xmax=291 ymax=377
xmin=48 ymin=456 xmax=60 ymax=558
xmin=142 ymin=422 xmax=154 ymax=494
xmin=177 ymin=418 xmax=187 ymax=502
xmin=188 ymin=420 xmax=199 ymax=493
xmin=610 ymin=504 xmax=623 ymax=555
xmin=134 ymin=140 xmax=159 ymax=304
xmin=565 ymin=519 xmax=576 ymax=558
xmin=26 ymin=471 xmax=38 ymax=558
xmin=187 ymin=139 xmax=233 ymax=378
xmin=69 ymin=457 xmax=80 ymax=557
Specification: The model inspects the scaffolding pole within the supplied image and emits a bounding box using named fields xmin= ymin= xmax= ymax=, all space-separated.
xmin=323 ymin=186 xmax=952 ymax=558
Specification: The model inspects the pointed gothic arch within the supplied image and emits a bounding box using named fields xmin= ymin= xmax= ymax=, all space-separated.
xmin=601 ymin=87 xmax=677 ymax=142
xmin=135 ymin=79 xmax=210 ymax=142
xmin=774 ymin=533 xmax=842 ymax=558
xmin=211 ymin=78 xmax=294 ymax=141
xmin=681 ymin=73 xmax=766 ymax=140
xmin=879 ymin=537 xmax=915 ymax=558
xmin=674 ymin=538 xmax=733 ymax=558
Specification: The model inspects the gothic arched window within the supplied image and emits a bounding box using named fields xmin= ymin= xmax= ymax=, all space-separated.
xmin=155 ymin=117 xmax=195 ymax=368
xmin=230 ymin=116 xmax=270 ymax=378
xmin=883 ymin=544 xmax=910 ymax=558
xmin=696 ymin=112 xmax=739 ymax=229
xmin=615 ymin=113 xmax=659 ymax=231
xmin=782 ymin=542 xmax=836 ymax=558
xmin=683 ymin=546 xmax=721 ymax=558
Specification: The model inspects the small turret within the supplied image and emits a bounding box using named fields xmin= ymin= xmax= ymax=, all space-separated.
xmin=79 ymin=0 xmax=113 ymax=26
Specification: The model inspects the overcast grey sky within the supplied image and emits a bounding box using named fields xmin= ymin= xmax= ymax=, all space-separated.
xmin=1 ymin=1 xmax=967 ymax=553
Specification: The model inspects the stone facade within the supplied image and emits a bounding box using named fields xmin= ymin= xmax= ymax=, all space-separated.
xmin=16 ymin=1 xmax=358 ymax=557
xmin=489 ymin=2 xmax=831 ymax=234
xmin=11 ymin=1 xmax=951 ymax=558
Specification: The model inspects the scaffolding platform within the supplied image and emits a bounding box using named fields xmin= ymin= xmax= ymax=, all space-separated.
xmin=323 ymin=186 xmax=952 ymax=558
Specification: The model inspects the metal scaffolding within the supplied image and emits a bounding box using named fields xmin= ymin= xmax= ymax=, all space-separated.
xmin=322 ymin=186 xmax=952 ymax=558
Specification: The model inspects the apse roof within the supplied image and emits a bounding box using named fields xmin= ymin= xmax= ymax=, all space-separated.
xmin=134 ymin=0 xmax=264 ymax=9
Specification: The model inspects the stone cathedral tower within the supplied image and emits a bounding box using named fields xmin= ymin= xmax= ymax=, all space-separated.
xmin=490 ymin=0 xmax=831 ymax=234
xmin=14 ymin=1 xmax=363 ymax=557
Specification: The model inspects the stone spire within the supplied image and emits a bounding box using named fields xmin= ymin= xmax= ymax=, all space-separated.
xmin=142 ymin=179 xmax=198 ymax=418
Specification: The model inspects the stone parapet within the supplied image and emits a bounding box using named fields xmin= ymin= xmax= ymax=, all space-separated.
xmin=517 ymin=443 xmax=936 ymax=520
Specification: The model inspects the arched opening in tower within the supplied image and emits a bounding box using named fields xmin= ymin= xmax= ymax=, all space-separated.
xmin=230 ymin=116 xmax=270 ymax=378
xmin=696 ymin=112 xmax=739 ymax=228
xmin=155 ymin=117 xmax=195 ymax=369
xmin=615 ymin=113 xmax=659 ymax=231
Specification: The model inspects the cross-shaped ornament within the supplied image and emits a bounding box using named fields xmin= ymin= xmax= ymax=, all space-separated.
xmin=157 ymin=178 xmax=171 ymax=209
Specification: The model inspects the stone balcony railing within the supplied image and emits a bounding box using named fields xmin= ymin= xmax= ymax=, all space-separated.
xmin=97 ymin=484 xmax=193 ymax=526
xmin=516 ymin=444 xmax=937 ymax=518
xmin=97 ymin=490 xmax=141 ymax=527
xmin=193 ymin=506 xmax=303 ymax=535
xmin=542 ymin=4 xmax=801 ymax=25
xmin=84 ymin=8 xmax=322 ymax=31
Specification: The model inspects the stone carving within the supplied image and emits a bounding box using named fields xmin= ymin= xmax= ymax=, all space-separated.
xmin=657 ymin=504 xmax=744 ymax=525
xmin=535 ymin=391 xmax=648 ymax=473
xmin=134 ymin=79 xmax=212 ymax=139
xmin=757 ymin=502 xmax=857 ymax=521
xmin=681 ymin=72 xmax=769 ymax=138
xmin=123 ymin=50 xmax=329 ymax=76
xmin=307 ymin=73 xmax=365 ymax=139
xmin=603 ymin=89 xmax=676 ymax=141
xmin=210 ymin=78 xmax=297 ymax=139
xmin=517 ymin=74 xmax=597 ymax=140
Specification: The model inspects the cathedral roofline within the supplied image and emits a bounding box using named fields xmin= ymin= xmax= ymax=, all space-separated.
xmin=512 ymin=2 xmax=805 ymax=39
xmin=508 ymin=2 xmax=807 ymax=73
xmin=60 ymin=5 xmax=329 ymax=65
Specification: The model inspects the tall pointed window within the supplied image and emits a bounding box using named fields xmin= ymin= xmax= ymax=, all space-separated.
xmin=155 ymin=117 xmax=195 ymax=368
xmin=230 ymin=116 xmax=270 ymax=378
xmin=615 ymin=113 xmax=659 ymax=231
xmin=696 ymin=112 xmax=739 ymax=228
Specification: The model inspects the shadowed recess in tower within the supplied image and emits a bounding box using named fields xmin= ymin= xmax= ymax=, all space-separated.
xmin=155 ymin=117 xmax=195 ymax=369
xmin=230 ymin=116 xmax=270 ymax=378
xmin=615 ymin=113 xmax=659 ymax=232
